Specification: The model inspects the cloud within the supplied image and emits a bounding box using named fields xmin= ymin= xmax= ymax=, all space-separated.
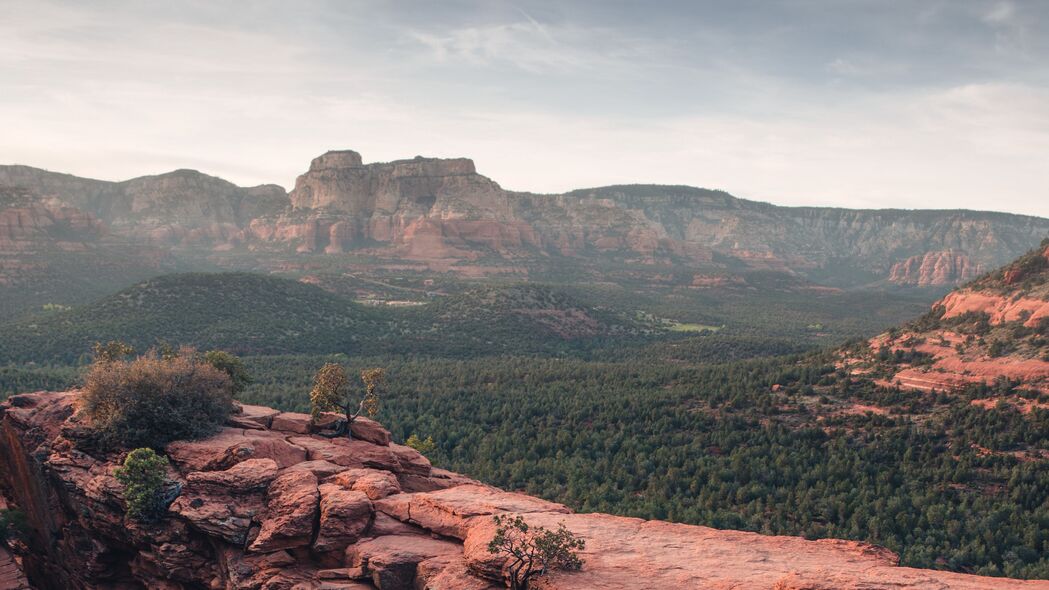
xmin=983 ymin=1 xmax=1016 ymax=24
xmin=0 ymin=0 xmax=1047 ymax=218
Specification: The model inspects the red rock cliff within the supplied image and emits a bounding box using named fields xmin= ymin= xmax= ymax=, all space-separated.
xmin=2 ymin=391 xmax=1046 ymax=590
xmin=888 ymin=250 xmax=984 ymax=286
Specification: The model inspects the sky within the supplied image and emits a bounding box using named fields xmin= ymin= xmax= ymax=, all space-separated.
xmin=1 ymin=0 xmax=1048 ymax=217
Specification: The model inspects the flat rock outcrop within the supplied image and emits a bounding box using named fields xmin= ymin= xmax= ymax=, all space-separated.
xmin=2 ymin=391 xmax=1047 ymax=589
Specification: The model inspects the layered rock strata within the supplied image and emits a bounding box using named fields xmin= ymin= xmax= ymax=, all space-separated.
xmin=4 ymin=153 xmax=1048 ymax=286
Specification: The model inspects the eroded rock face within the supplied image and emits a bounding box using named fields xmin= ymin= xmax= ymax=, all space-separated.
xmin=2 ymin=391 xmax=1048 ymax=590
xmin=888 ymin=250 xmax=984 ymax=286
xmin=5 ymin=154 xmax=1047 ymax=291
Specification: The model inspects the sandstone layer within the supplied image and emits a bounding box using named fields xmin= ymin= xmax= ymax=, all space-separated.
xmin=2 ymin=391 xmax=1047 ymax=590
xmin=3 ymin=152 xmax=1048 ymax=289
xmin=845 ymin=243 xmax=1049 ymax=395
xmin=888 ymin=250 xmax=984 ymax=286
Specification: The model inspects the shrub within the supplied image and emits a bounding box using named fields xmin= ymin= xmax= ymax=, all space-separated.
xmin=92 ymin=340 xmax=135 ymax=363
xmin=114 ymin=448 xmax=171 ymax=522
xmin=79 ymin=348 xmax=235 ymax=449
xmin=487 ymin=514 xmax=585 ymax=590
xmin=203 ymin=350 xmax=251 ymax=396
xmin=0 ymin=508 xmax=28 ymax=543
xmin=405 ymin=434 xmax=436 ymax=455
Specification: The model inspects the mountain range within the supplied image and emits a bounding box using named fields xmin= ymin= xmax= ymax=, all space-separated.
xmin=2 ymin=150 xmax=1048 ymax=317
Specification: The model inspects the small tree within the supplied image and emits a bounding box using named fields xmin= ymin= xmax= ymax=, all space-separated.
xmin=203 ymin=350 xmax=252 ymax=396
xmin=92 ymin=340 xmax=135 ymax=363
xmin=406 ymin=434 xmax=436 ymax=456
xmin=487 ymin=515 xmax=585 ymax=590
xmin=309 ymin=364 xmax=385 ymax=439
xmin=114 ymin=448 xmax=171 ymax=522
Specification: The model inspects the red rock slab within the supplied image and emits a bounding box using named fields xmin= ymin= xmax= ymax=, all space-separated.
xmin=940 ymin=290 xmax=1049 ymax=328
xmin=233 ymin=404 xmax=281 ymax=428
xmin=375 ymin=484 xmax=570 ymax=539
xmin=284 ymin=460 xmax=351 ymax=479
xmin=289 ymin=436 xmax=400 ymax=471
xmin=170 ymin=485 xmax=265 ymax=545
xmin=166 ymin=427 xmax=308 ymax=472
xmin=313 ymin=484 xmax=373 ymax=554
xmin=184 ymin=458 xmax=279 ymax=492
xmin=271 ymin=412 xmax=313 ymax=434
xmin=462 ymin=512 xmax=1049 ymax=590
xmin=249 ymin=471 xmax=320 ymax=553
xmin=345 ymin=535 xmax=462 ymax=590
xmin=389 ymin=443 xmax=431 ymax=476
xmin=416 ymin=554 xmax=499 ymax=590
xmin=329 ymin=468 xmax=401 ymax=500
xmin=367 ymin=512 xmax=429 ymax=537
xmin=350 ymin=417 xmax=392 ymax=446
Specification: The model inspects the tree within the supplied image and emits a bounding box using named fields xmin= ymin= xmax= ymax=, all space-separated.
xmin=114 ymin=448 xmax=172 ymax=522
xmin=309 ymin=364 xmax=385 ymax=439
xmin=486 ymin=515 xmax=585 ymax=590
xmin=203 ymin=350 xmax=252 ymax=396
xmin=92 ymin=340 xmax=135 ymax=363
xmin=406 ymin=434 xmax=436 ymax=456
xmin=79 ymin=347 xmax=235 ymax=449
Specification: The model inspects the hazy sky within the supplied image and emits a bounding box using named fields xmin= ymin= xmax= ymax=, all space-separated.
xmin=2 ymin=0 xmax=1048 ymax=217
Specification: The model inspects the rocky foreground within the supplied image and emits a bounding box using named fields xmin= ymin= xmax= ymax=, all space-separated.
xmin=2 ymin=391 xmax=1048 ymax=590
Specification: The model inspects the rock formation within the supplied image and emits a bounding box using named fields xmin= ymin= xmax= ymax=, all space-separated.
xmin=3 ymin=151 xmax=1048 ymax=295
xmin=0 ymin=166 xmax=288 ymax=248
xmin=3 ymin=391 xmax=1048 ymax=589
xmin=844 ymin=241 xmax=1049 ymax=395
xmin=888 ymin=250 xmax=984 ymax=286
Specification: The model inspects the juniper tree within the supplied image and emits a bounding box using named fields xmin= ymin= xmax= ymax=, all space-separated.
xmin=309 ymin=364 xmax=385 ymax=439
xmin=487 ymin=515 xmax=585 ymax=590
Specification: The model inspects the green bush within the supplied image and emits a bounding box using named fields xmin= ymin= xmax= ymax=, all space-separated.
xmin=405 ymin=434 xmax=436 ymax=456
xmin=0 ymin=508 xmax=28 ymax=543
xmin=114 ymin=448 xmax=171 ymax=522
xmin=487 ymin=514 xmax=585 ymax=590
xmin=203 ymin=350 xmax=251 ymax=396
xmin=79 ymin=348 xmax=234 ymax=449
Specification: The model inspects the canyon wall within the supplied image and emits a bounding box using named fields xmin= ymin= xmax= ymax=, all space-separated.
xmin=2 ymin=391 xmax=1048 ymax=590
xmin=2 ymin=152 xmax=1048 ymax=289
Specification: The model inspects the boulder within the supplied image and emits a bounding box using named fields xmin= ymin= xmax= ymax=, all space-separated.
xmin=349 ymin=417 xmax=391 ymax=446
xmin=170 ymin=487 xmax=265 ymax=545
xmin=271 ymin=412 xmax=313 ymax=434
xmin=249 ymin=471 xmax=320 ymax=553
xmin=168 ymin=462 xmax=278 ymax=546
xmin=313 ymin=484 xmax=373 ymax=554
xmin=345 ymin=535 xmax=462 ymax=590
xmin=389 ymin=443 xmax=431 ymax=476
xmin=184 ymin=458 xmax=279 ymax=492
xmin=329 ymin=468 xmax=401 ymax=500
